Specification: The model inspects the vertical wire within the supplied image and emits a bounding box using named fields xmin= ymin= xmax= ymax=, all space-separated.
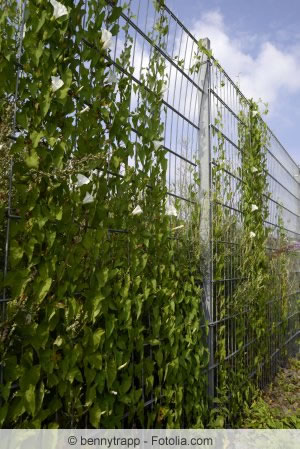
xmin=1 ymin=0 xmax=27 ymax=388
xmin=167 ymin=15 xmax=178 ymax=198
xmin=207 ymin=59 xmax=215 ymax=399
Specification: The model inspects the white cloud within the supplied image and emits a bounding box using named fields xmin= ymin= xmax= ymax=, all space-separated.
xmin=191 ymin=10 xmax=300 ymax=109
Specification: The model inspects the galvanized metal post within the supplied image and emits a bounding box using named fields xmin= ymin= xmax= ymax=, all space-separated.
xmin=198 ymin=38 xmax=214 ymax=399
xmin=298 ymin=165 xmax=300 ymax=229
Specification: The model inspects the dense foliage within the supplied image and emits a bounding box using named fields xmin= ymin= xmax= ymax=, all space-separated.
xmin=0 ymin=0 xmax=298 ymax=429
xmin=0 ymin=0 xmax=209 ymax=428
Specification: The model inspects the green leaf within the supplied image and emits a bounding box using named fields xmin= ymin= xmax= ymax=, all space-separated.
xmin=40 ymin=92 xmax=51 ymax=118
xmin=89 ymin=404 xmax=103 ymax=428
xmin=32 ymin=40 xmax=44 ymax=66
xmin=17 ymin=111 xmax=28 ymax=129
xmin=67 ymin=367 xmax=83 ymax=384
xmin=120 ymin=376 xmax=131 ymax=395
xmin=0 ymin=404 xmax=8 ymax=427
xmin=0 ymin=382 xmax=11 ymax=402
xmin=213 ymin=415 xmax=224 ymax=428
xmin=88 ymin=294 xmax=104 ymax=322
xmin=24 ymin=384 xmax=36 ymax=416
xmin=10 ymin=240 xmax=23 ymax=266
xmin=155 ymin=349 xmax=163 ymax=367
xmin=55 ymin=206 xmax=63 ymax=221
xmin=92 ymin=328 xmax=105 ymax=350
xmin=106 ymin=315 xmax=115 ymax=338
xmin=86 ymin=385 xmax=96 ymax=407
xmin=25 ymin=150 xmax=39 ymax=169
xmin=106 ymin=358 xmax=117 ymax=389
xmin=148 ymin=339 xmax=160 ymax=346
xmin=20 ymin=365 xmax=41 ymax=391
xmin=107 ymin=7 xmax=123 ymax=23
xmin=36 ymin=11 xmax=47 ymax=33
xmin=30 ymin=131 xmax=43 ymax=148
xmin=36 ymin=278 xmax=52 ymax=302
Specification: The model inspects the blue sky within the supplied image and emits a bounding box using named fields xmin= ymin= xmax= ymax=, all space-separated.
xmin=167 ymin=0 xmax=300 ymax=165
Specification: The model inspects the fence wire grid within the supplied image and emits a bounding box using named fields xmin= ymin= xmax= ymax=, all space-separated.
xmin=1 ymin=0 xmax=300 ymax=422
xmin=108 ymin=0 xmax=300 ymax=399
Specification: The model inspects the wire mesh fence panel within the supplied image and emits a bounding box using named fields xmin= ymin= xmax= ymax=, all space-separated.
xmin=0 ymin=0 xmax=299 ymax=427
xmin=117 ymin=0 xmax=300 ymax=404
xmin=208 ymin=52 xmax=300 ymax=398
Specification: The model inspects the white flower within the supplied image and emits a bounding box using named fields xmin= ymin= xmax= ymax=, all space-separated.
xmin=153 ymin=140 xmax=163 ymax=151
xmin=251 ymin=204 xmax=259 ymax=212
xmin=110 ymin=391 xmax=118 ymax=395
xmin=172 ymin=225 xmax=184 ymax=231
xmin=0 ymin=144 xmax=3 ymax=150
xmin=252 ymin=110 xmax=258 ymax=117
xmin=76 ymin=174 xmax=90 ymax=186
xmin=249 ymin=231 xmax=256 ymax=238
xmin=25 ymin=313 xmax=31 ymax=324
xmin=118 ymin=361 xmax=128 ymax=370
xmin=21 ymin=24 xmax=27 ymax=39
xmin=83 ymin=193 xmax=95 ymax=204
xmin=166 ymin=204 xmax=177 ymax=217
xmin=119 ymin=163 xmax=126 ymax=175
xmin=100 ymin=29 xmax=112 ymax=50
xmin=50 ymin=0 xmax=68 ymax=20
xmin=79 ymin=105 xmax=90 ymax=114
xmin=251 ymin=166 xmax=259 ymax=173
xmin=160 ymin=85 xmax=168 ymax=95
xmin=132 ymin=205 xmax=143 ymax=215
xmin=107 ymin=70 xmax=118 ymax=84
xmin=51 ymin=75 xmax=64 ymax=92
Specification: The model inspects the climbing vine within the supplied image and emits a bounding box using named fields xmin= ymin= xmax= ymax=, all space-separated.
xmin=0 ymin=0 xmax=209 ymax=429
xmin=0 ymin=0 xmax=298 ymax=430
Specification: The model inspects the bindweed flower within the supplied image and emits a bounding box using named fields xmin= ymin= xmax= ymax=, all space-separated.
xmin=160 ymin=84 xmax=168 ymax=95
xmin=249 ymin=231 xmax=256 ymax=238
xmin=132 ymin=205 xmax=143 ymax=215
xmin=119 ymin=163 xmax=126 ymax=175
xmin=76 ymin=174 xmax=90 ymax=186
xmin=107 ymin=70 xmax=118 ymax=84
xmin=153 ymin=140 xmax=163 ymax=151
xmin=251 ymin=166 xmax=259 ymax=173
xmin=118 ymin=361 xmax=128 ymax=370
xmin=83 ymin=193 xmax=95 ymax=204
xmin=100 ymin=29 xmax=112 ymax=50
xmin=166 ymin=204 xmax=177 ymax=217
xmin=251 ymin=204 xmax=259 ymax=212
xmin=21 ymin=24 xmax=27 ymax=39
xmin=110 ymin=391 xmax=118 ymax=395
xmin=50 ymin=0 xmax=68 ymax=20
xmin=51 ymin=75 xmax=64 ymax=92
xmin=172 ymin=225 xmax=184 ymax=231
xmin=79 ymin=105 xmax=90 ymax=114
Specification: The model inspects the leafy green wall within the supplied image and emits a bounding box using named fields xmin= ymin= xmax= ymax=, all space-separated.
xmin=0 ymin=0 xmax=297 ymax=429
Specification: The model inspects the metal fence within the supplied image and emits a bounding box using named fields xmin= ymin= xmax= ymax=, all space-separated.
xmin=208 ymin=52 xmax=300 ymax=396
xmin=113 ymin=0 xmax=300 ymax=400
xmin=1 ymin=0 xmax=299 ymax=421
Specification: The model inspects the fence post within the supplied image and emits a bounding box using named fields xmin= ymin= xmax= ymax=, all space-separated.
xmin=298 ymin=165 xmax=300 ymax=229
xmin=198 ymin=38 xmax=214 ymax=399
